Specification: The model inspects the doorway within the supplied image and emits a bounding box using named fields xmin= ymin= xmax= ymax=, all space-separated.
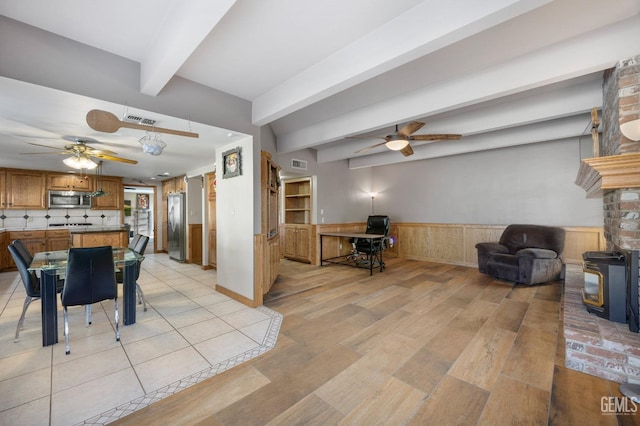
xmin=124 ymin=186 xmax=156 ymax=253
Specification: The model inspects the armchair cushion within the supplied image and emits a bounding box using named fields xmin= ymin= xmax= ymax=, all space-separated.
xmin=476 ymin=224 xmax=565 ymax=285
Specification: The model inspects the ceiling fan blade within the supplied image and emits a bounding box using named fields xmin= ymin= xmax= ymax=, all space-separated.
xmin=20 ymin=151 xmax=69 ymax=155
xmin=85 ymin=147 xmax=117 ymax=156
xmin=27 ymin=142 xmax=64 ymax=150
xmin=409 ymin=134 xmax=462 ymax=141
xmin=400 ymin=144 xmax=414 ymax=157
xmin=355 ymin=140 xmax=389 ymax=153
xmin=397 ymin=121 xmax=425 ymax=137
xmin=86 ymin=109 xmax=199 ymax=138
xmin=91 ymin=153 xmax=138 ymax=165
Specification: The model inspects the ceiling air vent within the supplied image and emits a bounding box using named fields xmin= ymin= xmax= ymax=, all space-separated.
xmin=291 ymin=158 xmax=308 ymax=171
xmin=124 ymin=114 xmax=157 ymax=126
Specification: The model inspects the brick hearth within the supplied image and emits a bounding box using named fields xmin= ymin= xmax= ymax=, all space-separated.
xmin=563 ymin=264 xmax=640 ymax=383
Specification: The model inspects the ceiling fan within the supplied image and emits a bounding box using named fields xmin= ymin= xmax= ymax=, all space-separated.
xmin=86 ymin=109 xmax=199 ymax=138
xmin=353 ymin=121 xmax=462 ymax=157
xmin=21 ymin=136 xmax=137 ymax=166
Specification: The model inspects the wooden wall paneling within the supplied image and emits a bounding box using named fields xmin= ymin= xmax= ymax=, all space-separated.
xmin=188 ymin=224 xmax=203 ymax=265
xmin=427 ymin=224 xmax=465 ymax=263
xmin=254 ymin=234 xmax=265 ymax=305
xmin=562 ymin=227 xmax=606 ymax=264
xmin=312 ymin=222 xmax=603 ymax=268
xmin=463 ymin=225 xmax=506 ymax=266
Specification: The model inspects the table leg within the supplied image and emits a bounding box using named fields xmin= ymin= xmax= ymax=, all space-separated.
xmin=320 ymin=235 xmax=324 ymax=266
xmin=41 ymin=269 xmax=58 ymax=346
xmin=122 ymin=260 xmax=137 ymax=325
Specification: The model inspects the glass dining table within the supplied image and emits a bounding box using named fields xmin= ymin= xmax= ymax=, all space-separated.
xmin=28 ymin=247 xmax=142 ymax=347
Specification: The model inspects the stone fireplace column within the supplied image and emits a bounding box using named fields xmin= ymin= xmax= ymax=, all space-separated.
xmin=576 ymin=54 xmax=640 ymax=251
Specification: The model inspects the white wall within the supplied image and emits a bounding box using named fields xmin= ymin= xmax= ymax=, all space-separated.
xmin=304 ymin=137 xmax=602 ymax=227
xmin=216 ymin=137 xmax=255 ymax=300
xmin=372 ymin=138 xmax=603 ymax=226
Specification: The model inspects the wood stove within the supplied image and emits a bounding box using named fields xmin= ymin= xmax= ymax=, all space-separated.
xmin=582 ymin=249 xmax=639 ymax=332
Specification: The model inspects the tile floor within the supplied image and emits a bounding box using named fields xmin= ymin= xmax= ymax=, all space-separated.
xmin=0 ymin=253 xmax=282 ymax=425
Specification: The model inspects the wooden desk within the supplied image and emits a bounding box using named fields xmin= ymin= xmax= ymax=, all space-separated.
xmin=319 ymin=232 xmax=386 ymax=275
xmin=29 ymin=247 xmax=141 ymax=347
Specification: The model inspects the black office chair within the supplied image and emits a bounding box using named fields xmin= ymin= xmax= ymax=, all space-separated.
xmin=352 ymin=215 xmax=390 ymax=269
xmin=8 ymin=242 xmax=64 ymax=342
xmin=62 ymin=246 xmax=119 ymax=355
xmin=116 ymin=234 xmax=149 ymax=311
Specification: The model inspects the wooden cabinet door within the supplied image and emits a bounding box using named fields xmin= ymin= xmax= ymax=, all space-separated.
xmin=6 ymin=171 xmax=46 ymax=209
xmin=93 ymin=177 xmax=122 ymax=209
xmin=283 ymin=226 xmax=297 ymax=258
xmin=47 ymin=238 xmax=70 ymax=251
xmin=69 ymin=175 xmax=92 ymax=190
xmin=0 ymin=170 xmax=5 ymax=209
xmin=295 ymin=226 xmax=310 ymax=261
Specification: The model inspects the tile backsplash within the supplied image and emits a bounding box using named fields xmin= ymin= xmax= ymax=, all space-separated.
xmin=0 ymin=208 xmax=121 ymax=229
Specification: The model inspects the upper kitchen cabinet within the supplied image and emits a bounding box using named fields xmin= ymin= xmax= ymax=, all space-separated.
xmin=47 ymin=173 xmax=92 ymax=191
xmin=5 ymin=170 xmax=46 ymax=209
xmin=92 ymin=176 xmax=123 ymax=210
xmin=0 ymin=170 xmax=5 ymax=209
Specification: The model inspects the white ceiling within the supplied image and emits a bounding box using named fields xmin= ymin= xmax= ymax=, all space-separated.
xmin=0 ymin=0 xmax=639 ymax=182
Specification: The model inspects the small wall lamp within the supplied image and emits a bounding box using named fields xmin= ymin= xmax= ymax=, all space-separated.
xmin=621 ymin=118 xmax=640 ymax=142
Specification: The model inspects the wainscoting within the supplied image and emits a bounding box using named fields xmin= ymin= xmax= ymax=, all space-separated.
xmin=315 ymin=223 xmax=605 ymax=267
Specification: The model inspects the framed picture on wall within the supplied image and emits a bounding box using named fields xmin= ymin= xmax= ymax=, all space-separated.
xmin=137 ymin=193 xmax=149 ymax=210
xmin=222 ymin=146 xmax=242 ymax=179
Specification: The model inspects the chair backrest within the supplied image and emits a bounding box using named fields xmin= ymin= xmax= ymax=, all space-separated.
xmin=133 ymin=235 xmax=149 ymax=255
xmin=8 ymin=243 xmax=40 ymax=297
xmin=128 ymin=234 xmax=142 ymax=251
xmin=365 ymin=215 xmax=390 ymax=236
xmin=62 ymin=246 xmax=117 ymax=307
xmin=12 ymin=239 xmax=33 ymax=264
xmin=499 ymin=224 xmax=565 ymax=255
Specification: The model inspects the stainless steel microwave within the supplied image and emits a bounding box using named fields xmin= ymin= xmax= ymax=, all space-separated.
xmin=48 ymin=190 xmax=92 ymax=209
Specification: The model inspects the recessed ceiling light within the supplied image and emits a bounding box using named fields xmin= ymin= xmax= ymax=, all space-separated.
xmin=227 ymin=132 xmax=234 ymax=137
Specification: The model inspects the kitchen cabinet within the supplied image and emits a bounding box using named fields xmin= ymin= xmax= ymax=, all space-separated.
xmin=47 ymin=174 xmax=92 ymax=191
xmin=5 ymin=170 xmax=47 ymax=209
xmin=0 ymin=171 xmax=5 ymax=208
xmin=46 ymin=229 xmax=70 ymax=251
xmin=7 ymin=230 xmax=46 ymax=268
xmin=283 ymin=224 xmax=311 ymax=263
xmin=71 ymin=230 xmax=127 ymax=248
xmin=0 ymin=231 xmax=8 ymax=270
xmin=92 ymin=176 xmax=122 ymax=210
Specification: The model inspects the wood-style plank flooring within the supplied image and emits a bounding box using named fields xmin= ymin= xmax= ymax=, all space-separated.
xmin=114 ymin=258 xmax=636 ymax=425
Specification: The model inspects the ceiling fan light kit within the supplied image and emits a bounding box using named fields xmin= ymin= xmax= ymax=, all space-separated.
xmin=63 ymin=153 xmax=98 ymax=170
xmin=385 ymin=138 xmax=409 ymax=151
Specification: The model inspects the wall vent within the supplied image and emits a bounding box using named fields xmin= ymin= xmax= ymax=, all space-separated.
xmin=124 ymin=114 xmax=157 ymax=126
xmin=291 ymin=158 xmax=308 ymax=170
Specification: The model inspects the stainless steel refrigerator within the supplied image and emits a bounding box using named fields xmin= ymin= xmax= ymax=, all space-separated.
xmin=167 ymin=192 xmax=186 ymax=262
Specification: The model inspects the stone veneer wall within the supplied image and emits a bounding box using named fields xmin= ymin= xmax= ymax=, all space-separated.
xmin=602 ymin=55 xmax=640 ymax=250
xmin=564 ymin=55 xmax=640 ymax=384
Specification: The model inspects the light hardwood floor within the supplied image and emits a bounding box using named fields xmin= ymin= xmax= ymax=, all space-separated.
xmin=114 ymin=258 xmax=635 ymax=425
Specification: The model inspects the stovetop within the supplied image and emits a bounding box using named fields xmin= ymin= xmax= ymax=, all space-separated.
xmin=48 ymin=223 xmax=93 ymax=227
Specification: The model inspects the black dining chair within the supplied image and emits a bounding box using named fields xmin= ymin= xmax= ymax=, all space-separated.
xmin=62 ymin=246 xmax=119 ymax=355
xmin=116 ymin=234 xmax=149 ymax=311
xmin=12 ymin=239 xmax=34 ymax=264
xmin=8 ymin=242 xmax=64 ymax=342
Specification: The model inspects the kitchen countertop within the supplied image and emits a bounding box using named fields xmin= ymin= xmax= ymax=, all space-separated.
xmin=1 ymin=226 xmax=129 ymax=233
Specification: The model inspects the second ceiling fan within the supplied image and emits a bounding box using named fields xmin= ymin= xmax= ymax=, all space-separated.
xmin=354 ymin=121 xmax=462 ymax=157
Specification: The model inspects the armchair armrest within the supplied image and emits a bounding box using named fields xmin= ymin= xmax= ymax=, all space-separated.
xmin=475 ymin=242 xmax=509 ymax=255
xmin=516 ymin=248 xmax=558 ymax=259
